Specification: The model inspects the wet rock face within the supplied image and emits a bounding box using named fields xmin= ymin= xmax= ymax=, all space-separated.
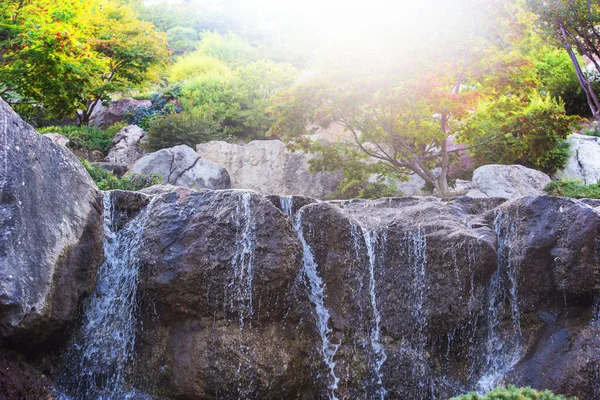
xmin=135 ymin=189 xmax=322 ymax=399
xmin=294 ymin=197 xmax=501 ymax=398
xmin=0 ymin=98 xmax=103 ymax=346
xmin=62 ymin=190 xmax=600 ymax=399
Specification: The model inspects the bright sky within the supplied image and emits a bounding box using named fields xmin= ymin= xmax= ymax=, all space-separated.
xmin=154 ymin=0 xmax=487 ymax=67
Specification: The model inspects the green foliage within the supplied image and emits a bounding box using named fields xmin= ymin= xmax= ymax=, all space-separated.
xmin=581 ymin=125 xmax=600 ymax=137
xmin=169 ymin=54 xmax=231 ymax=83
xmin=545 ymin=179 xmax=600 ymax=198
xmin=532 ymin=46 xmax=589 ymax=116
xmin=168 ymin=54 xmax=298 ymax=140
xmin=80 ymin=158 xmax=161 ymax=191
xmin=195 ymin=31 xmax=255 ymax=66
xmin=125 ymin=90 xmax=181 ymax=130
xmin=307 ymin=141 xmax=402 ymax=200
xmin=461 ymin=93 xmax=577 ymax=173
xmin=39 ymin=124 xmax=125 ymax=155
xmin=166 ymin=26 xmax=200 ymax=54
xmin=451 ymin=385 xmax=575 ymax=399
xmin=144 ymin=110 xmax=227 ymax=151
xmin=0 ymin=0 xmax=169 ymax=123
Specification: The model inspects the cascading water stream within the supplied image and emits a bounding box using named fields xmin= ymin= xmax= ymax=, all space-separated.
xmin=351 ymin=224 xmax=388 ymax=399
xmin=476 ymin=210 xmax=523 ymax=393
xmin=57 ymin=191 xmax=150 ymax=400
xmin=293 ymin=208 xmax=340 ymax=400
xmin=229 ymin=192 xmax=257 ymax=328
xmin=405 ymin=227 xmax=432 ymax=396
xmin=280 ymin=195 xmax=293 ymax=218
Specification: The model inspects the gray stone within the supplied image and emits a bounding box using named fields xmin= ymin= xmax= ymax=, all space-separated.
xmin=466 ymin=164 xmax=551 ymax=199
xmin=0 ymin=98 xmax=103 ymax=345
xmin=128 ymin=144 xmax=231 ymax=190
xmin=43 ymin=133 xmax=69 ymax=147
xmin=89 ymin=98 xmax=151 ymax=129
xmin=196 ymin=140 xmax=341 ymax=199
xmin=104 ymin=125 xmax=146 ymax=165
xmin=556 ymin=133 xmax=600 ymax=184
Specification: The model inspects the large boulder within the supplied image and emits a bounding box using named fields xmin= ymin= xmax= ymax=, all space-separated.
xmin=104 ymin=125 xmax=146 ymax=165
xmin=196 ymin=140 xmax=341 ymax=199
xmin=467 ymin=164 xmax=551 ymax=199
xmin=556 ymin=133 xmax=600 ymax=184
xmin=0 ymin=98 xmax=103 ymax=345
xmin=134 ymin=189 xmax=322 ymax=399
xmin=89 ymin=98 xmax=151 ymax=129
xmin=128 ymin=145 xmax=231 ymax=190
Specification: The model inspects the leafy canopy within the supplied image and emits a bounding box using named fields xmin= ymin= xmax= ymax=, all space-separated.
xmin=0 ymin=0 xmax=169 ymax=123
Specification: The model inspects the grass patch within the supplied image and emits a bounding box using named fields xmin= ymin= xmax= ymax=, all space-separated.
xmin=39 ymin=123 xmax=126 ymax=155
xmin=80 ymin=159 xmax=161 ymax=191
xmin=545 ymin=180 xmax=600 ymax=199
xmin=451 ymin=385 xmax=576 ymax=400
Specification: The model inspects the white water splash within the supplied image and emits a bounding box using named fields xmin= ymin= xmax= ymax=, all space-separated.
xmin=477 ymin=210 xmax=523 ymax=393
xmin=58 ymin=191 xmax=150 ymax=399
xmin=230 ymin=192 xmax=257 ymax=328
xmin=294 ymin=209 xmax=340 ymax=399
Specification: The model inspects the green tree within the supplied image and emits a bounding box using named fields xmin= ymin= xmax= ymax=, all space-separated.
xmin=0 ymin=0 xmax=168 ymax=124
xmin=268 ymin=2 xmax=576 ymax=196
xmin=77 ymin=1 xmax=169 ymax=124
xmin=528 ymin=0 xmax=600 ymax=120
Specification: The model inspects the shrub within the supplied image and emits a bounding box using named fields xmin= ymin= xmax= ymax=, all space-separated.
xmin=166 ymin=26 xmax=200 ymax=54
xmin=451 ymin=385 xmax=576 ymax=400
xmin=545 ymin=180 xmax=600 ymax=198
xmin=39 ymin=124 xmax=126 ymax=155
xmin=169 ymin=53 xmax=231 ymax=82
xmin=463 ymin=93 xmax=577 ymax=174
xmin=125 ymin=90 xmax=182 ymax=130
xmin=196 ymin=31 xmax=255 ymax=66
xmin=80 ymin=159 xmax=162 ymax=191
xmin=581 ymin=125 xmax=600 ymax=137
xmin=144 ymin=110 xmax=227 ymax=151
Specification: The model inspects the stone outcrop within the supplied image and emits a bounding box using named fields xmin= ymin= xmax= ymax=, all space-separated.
xmin=104 ymin=125 xmax=146 ymax=165
xmin=58 ymin=189 xmax=598 ymax=400
xmin=89 ymin=98 xmax=151 ymax=129
xmin=128 ymin=144 xmax=231 ymax=190
xmin=135 ymin=189 xmax=321 ymax=399
xmin=196 ymin=140 xmax=341 ymax=199
xmin=0 ymin=98 xmax=103 ymax=345
xmin=556 ymin=133 xmax=600 ymax=184
xmin=467 ymin=164 xmax=551 ymax=199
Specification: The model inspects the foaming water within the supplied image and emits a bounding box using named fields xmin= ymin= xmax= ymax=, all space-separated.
xmin=476 ymin=210 xmax=523 ymax=393
xmin=56 ymin=192 xmax=150 ymax=399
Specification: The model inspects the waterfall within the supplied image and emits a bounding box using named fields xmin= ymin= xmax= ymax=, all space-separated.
xmin=405 ymin=227 xmax=432 ymax=395
xmin=280 ymin=195 xmax=294 ymax=218
xmin=294 ymin=209 xmax=340 ymax=400
xmin=476 ymin=210 xmax=523 ymax=393
xmin=229 ymin=192 xmax=257 ymax=328
xmin=360 ymin=226 xmax=388 ymax=399
xmin=57 ymin=191 xmax=150 ymax=399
